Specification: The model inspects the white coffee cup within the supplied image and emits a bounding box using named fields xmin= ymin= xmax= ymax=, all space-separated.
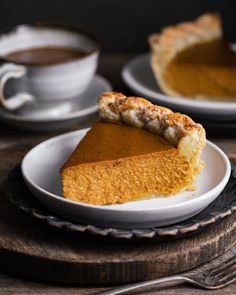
xmin=0 ymin=24 xmax=100 ymax=113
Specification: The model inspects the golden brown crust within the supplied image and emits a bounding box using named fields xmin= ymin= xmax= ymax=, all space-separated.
xmin=148 ymin=13 xmax=222 ymax=96
xmin=99 ymin=91 xmax=205 ymax=148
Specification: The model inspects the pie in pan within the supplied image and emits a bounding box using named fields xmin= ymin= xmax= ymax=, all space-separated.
xmin=60 ymin=92 xmax=206 ymax=205
xmin=149 ymin=13 xmax=236 ymax=100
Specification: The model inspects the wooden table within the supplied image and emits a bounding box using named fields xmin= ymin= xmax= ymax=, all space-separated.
xmin=0 ymin=54 xmax=235 ymax=294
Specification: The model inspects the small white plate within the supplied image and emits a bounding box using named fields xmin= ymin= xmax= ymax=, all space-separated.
xmin=21 ymin=128 xmax=231 ymax=229
xmin=122 ymin=53 xmax=236 ymax=121
xmin=0 ymin=75 xmax=112 ymax=132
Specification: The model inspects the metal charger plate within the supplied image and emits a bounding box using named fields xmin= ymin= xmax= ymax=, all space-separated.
xmin=5 ymin=164 xmax=236 ymax=242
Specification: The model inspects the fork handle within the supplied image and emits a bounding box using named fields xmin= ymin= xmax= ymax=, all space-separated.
xmin=94 ymin=275 xmax=187 ymax=295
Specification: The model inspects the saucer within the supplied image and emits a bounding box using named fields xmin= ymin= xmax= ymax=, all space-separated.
xmin=21 ymin=128 xmax=230 ymax=229
xmin=122 ymin=53 xmax=236 ymax=121
xmin=15 ymin=101 xmax=77 ymax=119
xmin=0 ymin=75 xmax=112 ymax=132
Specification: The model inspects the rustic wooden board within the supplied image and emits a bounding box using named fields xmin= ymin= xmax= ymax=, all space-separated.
xmin=0 ymin=143 xmax=235 ymax=285
xmin=0 ymin=246 xmax=235 ymax=294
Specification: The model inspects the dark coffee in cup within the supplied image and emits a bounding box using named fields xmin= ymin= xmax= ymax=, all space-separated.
xmin=6 ymin=47 xmax=88 ymax=66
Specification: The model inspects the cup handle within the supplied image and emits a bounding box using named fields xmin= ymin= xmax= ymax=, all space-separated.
xmin=0 ymin=63 xmax=34 ymax=111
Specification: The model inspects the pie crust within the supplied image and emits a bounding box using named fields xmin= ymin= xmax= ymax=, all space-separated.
xmin=99 ymin=91 xmax=205 ymax=160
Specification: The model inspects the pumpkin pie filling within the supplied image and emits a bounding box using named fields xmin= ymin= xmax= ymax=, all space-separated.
xmin=61 ymin=92 xmax=205 ymax=206
xmin=63 ymin=122 xmax=174 ymax=164
xmin=61 ymin=122 xmax=193 ymax=205
xmin=164 ymin=40 xmax=236 ymax=100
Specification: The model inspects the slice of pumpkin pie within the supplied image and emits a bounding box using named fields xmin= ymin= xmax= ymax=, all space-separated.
xmin=61 ymin=92 xmax=205 ymax=205
xmin=149 ymin=13 xmax=236 ymax=100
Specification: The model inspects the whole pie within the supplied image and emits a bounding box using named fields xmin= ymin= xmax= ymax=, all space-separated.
xmin=149 ymin=13 xmax=236 ymax=100
xmin=60 ymin=92 xmax=205 ymax=205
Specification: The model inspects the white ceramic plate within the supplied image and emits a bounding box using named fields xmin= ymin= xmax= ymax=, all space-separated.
xmin=0 ymin=75 xmax=111 ymax=132
xmin=122 ymin=53 xmax=236 ymax=121
xmin=21 ymin=129 xmax=231 ymax=229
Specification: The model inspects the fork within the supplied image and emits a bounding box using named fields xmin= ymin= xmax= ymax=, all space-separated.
xmin=94 ymin=255 xmax=236 ymax=295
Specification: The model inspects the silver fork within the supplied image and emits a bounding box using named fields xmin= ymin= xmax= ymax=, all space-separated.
xmin=94 ymin=255 xmax=236 ymax=295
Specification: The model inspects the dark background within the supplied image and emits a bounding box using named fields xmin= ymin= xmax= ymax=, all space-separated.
xmin=0 ymin=0 xmax=235 ymax=53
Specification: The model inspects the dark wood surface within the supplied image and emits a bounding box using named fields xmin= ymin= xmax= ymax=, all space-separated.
xmin=0 ymin=54 xmax=235 ymax=294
